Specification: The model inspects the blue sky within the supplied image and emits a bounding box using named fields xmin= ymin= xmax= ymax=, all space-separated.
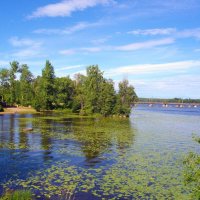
xmin=0 ymin=0 xmax=200 ymax=98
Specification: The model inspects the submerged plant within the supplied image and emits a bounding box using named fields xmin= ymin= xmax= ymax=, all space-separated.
xmin=0 ymin=190 xmax=32 ymax=200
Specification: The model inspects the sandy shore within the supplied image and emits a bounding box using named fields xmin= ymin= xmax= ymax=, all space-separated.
xmin=0 ymin=107 xmax=37 ymax=114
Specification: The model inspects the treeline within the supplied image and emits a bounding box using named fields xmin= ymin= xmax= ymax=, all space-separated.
xmin=0 ymin=60 xmax=138 ymax=116
xmin=139 ymin=98 xmax=200 ymax=104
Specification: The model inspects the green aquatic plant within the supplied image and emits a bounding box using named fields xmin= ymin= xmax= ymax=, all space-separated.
xmin=1 ymin=112 xmax=197 ymax=199
xmin=0 ymin=190 xmax=32 ymax=200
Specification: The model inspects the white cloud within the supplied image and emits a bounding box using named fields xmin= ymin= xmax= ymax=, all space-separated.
xmin=115 ymin=38 xmax=174 ymax=51
xmin=58 ymin=38 xmax=174 ymax=55
xmin=34 ymin=21 xmax=102 ymax=35
xmin=176 ymin=28 xmax=200 ymax=39
xmin=59 ymin=47 xmax=102 ymax=55
xmin=12 ymin=49 xmax=44 ymax=58
xmin=59 ymin=49 xmax=76 ymax=55
xmin=55 ymin=65 xmax=83 ymax=71
xmin=128 ymin=28 xmax=200 ymax=39
xmin=91 ymin=36 xmax=111 ymax=45
xmin=33 ymin=28 xmax=61 ymax=35
xmin=9 ymin=37 xmax=44 ymax=58
xmin=63 ymin=22 xmax=99 ymax=34
xmin=128 ymin=28 xmax=176 ymax=35
xmin=80 ymin=47 xmax=102 ymax=52
xmin=130 ymin=75 xmax=200 ymax=98
xmin=9 ymin=37 xmax=42 ymax=48
xmin=106 ymin=60 xmax=200 ymax=76
xmin=29 ymin=0 xmax=114 ymax=18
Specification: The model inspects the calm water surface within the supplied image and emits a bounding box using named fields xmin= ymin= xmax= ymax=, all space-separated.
xmin=0 ymin=106 xmax=199 ymax=199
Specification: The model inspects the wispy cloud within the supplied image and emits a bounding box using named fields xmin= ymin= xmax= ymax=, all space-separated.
xmin=128 ymin=28 xmax=200 ymax=39
xmin=106 ymin=60 xmax=200 ymax=77
xmin=9 ymin=37 xmax=44 ymax=58
xmin=176 ymin=28 xmax=200 ymax=39
xmin=59 ymin=49 xmax=76 ymax=55
xmin=59 ymin=38 xmax=174 ymax=54
xmin=34 ymin=21 xmax=102 ymax=35
xmin=59 ymin=47 xmax=103 ymax=55
xmin=12 ymin=49 xmax=45 ymax=58
xmin=55 ymin=65 xmax=83 ymax=72
xmin=80 ymin=47 xmax=102 ymax=52
xmin=130 ymin=74 xmax=200 ymax=98
xmin=128 ymin=28 xmax=176 ymax=36
xmin=91 ymin=36 xmax=111 ymax=45
xmin=9 ymin=37 xmax=42 ymax=48
xmin=28 ymin=0 xmax=114 ymax=19
xmin=115 ymin=38 xmax=174 ymax=51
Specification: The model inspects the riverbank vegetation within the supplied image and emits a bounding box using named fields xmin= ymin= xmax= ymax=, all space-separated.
xmin=184 ymin=136 xmax=200 ymax=199
xmin=0 ymin=61 xmax=137 ymax=116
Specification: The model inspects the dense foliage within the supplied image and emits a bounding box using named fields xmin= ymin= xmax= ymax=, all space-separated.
xmin=184 ymin=137 xmax=200 ymax=200
xmin=0 ymin=61 xmax=137 ymax=116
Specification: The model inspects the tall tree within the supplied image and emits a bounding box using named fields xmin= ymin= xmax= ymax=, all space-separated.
xmin=9 ymin=61 xmax=20 ymax=105
xmin=19 ymin=64 xmax=33 ymax=106
xmin=73 ymin=73 xmax=87 ymax=113
xmin=99 ymin=79 xmax=116 ymax=116
xmin=0 ymin=68 xmax=10 ymax=103
xmin=84 ymin=65 xmax=104 ymax=114
xmin=41 ymin=60 xmax=55 ymax=110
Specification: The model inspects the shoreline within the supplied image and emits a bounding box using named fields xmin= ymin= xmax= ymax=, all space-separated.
xmin=0 ymin=107 xmax=37 ymax=115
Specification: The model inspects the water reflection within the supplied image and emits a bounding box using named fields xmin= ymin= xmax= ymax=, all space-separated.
xmin=0 ymin=113 xmax=135 ymax=186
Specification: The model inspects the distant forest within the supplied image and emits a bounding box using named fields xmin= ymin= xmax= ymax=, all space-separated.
xmin=139 ymin=98 xmax=200 ymax=104
xmin=0 ymin=60 xmax=138 ymax=116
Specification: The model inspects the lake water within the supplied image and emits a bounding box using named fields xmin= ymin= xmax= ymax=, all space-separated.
xmin=0 ymin=105 xmax=199 ymax=199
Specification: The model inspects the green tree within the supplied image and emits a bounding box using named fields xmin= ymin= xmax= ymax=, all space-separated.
xmin=99 ymin=79 xmax=116 ymax=116
xmin=84 ymin=65 xmax=104 ymax=114
xmin=33 ymin=61 xmax=55 ymax=111
xmin=41 ymin=60 xmax=55 ymax=110
xmin=0 ymin=68 xmax=10 ymax=103
xmin=115 ymin=79 xmax=137 ymax=117
xmin=32 ymin=76 xmax=44 ymax=111
xmin=54 ymin=76 xmax=74 ymax=108
xmin=73 ymin=73 xmax=87 ymax=113
xmin=19 ymin=64 xmax=34 ymax=106
xmin=9 ymin=61 xmax=20 ymax=105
